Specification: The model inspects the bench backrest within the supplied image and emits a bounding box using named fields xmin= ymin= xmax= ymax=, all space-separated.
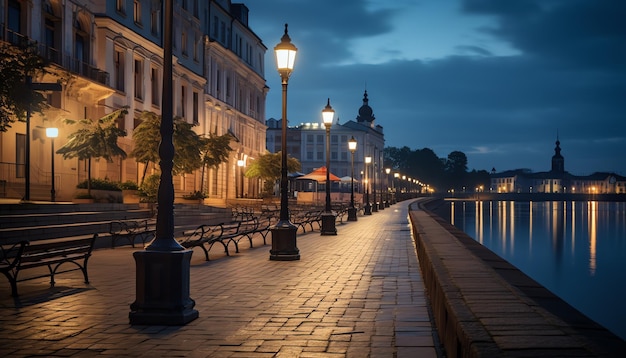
xmin=18 ymin=235 xmax=97 ymax=264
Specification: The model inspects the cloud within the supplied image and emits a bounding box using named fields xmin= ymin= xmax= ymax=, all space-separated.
xmin=248 ymin=0 xmax=626 ymax=175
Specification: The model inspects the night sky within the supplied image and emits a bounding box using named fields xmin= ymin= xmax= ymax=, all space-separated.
xmin=247 ymin=0 xmax=625 ymax=176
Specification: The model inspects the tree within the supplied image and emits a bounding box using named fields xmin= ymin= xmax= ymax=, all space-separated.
xmin=130 ymin=111 xmax=210 ymax=183
xmin=245 ymin=151 xmax=301 ymax=196
xmin=0 ymin=41 xmax=48 ymax=131
xmin=446 ymin=151 xmax=468 ymax=191
xmin=199 ymin=133 xmax=233 ymax=192
xmin=56 ymin=108 xmax=128 ymax=196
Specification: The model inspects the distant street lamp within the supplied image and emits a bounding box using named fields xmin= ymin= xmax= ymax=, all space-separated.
xmin=320 ymin=99 xmax=336 ymax=235
xmin=392 ymin=173 xmax=400 ymax=204
xmin=384 ymin=168 xmax=391 ymax=207
xmin=270 ymin=24 xmax=300 ymax=260
xmin=237 ymin=159 xmax=245 ymax=198
xmin=347 ymin=137 xmax=357 ymax=221
xmin=364 ymin=156 xmax=372 ymax=215
xmin=46 ymin=127 xmax=58 ymax=202
xmin=372 ymin=148 xmax=378 ymax=213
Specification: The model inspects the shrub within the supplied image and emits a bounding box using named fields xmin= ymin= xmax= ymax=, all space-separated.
xmin=119 ymin=180 xmax=139 ymax=190
xmin=76 ymin=178 xmax=121 ymax=191
xmin=139 ymin=174 xmax=160 ymax=202
xmin=182 ymin=191 xmax=207 ymax=200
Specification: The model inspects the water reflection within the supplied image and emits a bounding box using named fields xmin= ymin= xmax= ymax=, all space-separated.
xmin=449 ymin=200 xmax=626 ymax=340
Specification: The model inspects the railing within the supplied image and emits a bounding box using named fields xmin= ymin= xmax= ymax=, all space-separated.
xmin=1 ymin=26 xmax=110 ymax=86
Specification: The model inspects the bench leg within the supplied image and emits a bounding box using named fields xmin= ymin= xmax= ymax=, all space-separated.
xmin=2 ymin=271 xmax=18 ymax=297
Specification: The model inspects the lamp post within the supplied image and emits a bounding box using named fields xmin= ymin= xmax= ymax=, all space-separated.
xmin=347 ymin=137 xmax=357 ymax=221
xmin=378 ymin=154 xmax=385 ymax=210
xmin=384 ymin=168 xmax=391 ymax=207
xmin=371 ymin=148 xmax=378 ymax=213
xmin=46 ymin=127 xmax=58 ymax=202
xmin=270 ymin=24 xmax=299 ymax=260
xmin=364 ymin=156 xmax=372 ymax=215
xmin=237 ymin=159 xmax=244 ymax=198
xmin=130 ymin=0 xmax=198 ymax=325
xmin=393 ymin=173 xmax=400 ymax=204
xmin=320 ymin=99 xmax=336 ymax=235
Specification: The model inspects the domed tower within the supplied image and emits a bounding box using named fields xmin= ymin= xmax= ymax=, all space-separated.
xmin=551 ymin=136 xmax=565 ymax=174
xmin=356 ymin=90 xmax=375 ymax=124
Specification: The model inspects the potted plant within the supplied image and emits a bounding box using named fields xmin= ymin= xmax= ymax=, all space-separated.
xmin=119 ymin=180 xmax=140 ymax=203
xmin=179 ymin=190 xmax=207 ymax=204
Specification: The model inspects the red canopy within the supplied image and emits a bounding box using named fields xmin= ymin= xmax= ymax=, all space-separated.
xmin=296 ymin=166 xmax=341 ymax=182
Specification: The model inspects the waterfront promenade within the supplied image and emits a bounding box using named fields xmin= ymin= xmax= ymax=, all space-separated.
xmin=1 ymin=198 xmax=625 ymax=357
xmin=0 ymin=201 xmax=440 ymax=357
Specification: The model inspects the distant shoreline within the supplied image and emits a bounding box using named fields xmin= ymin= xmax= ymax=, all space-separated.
xmin=421 ymin=193 xmax=626 ymax=223
xmin=441 ymin=192 xmax=626 ymax=202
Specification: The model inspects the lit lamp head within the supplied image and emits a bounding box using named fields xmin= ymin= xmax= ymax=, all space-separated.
xmin=237 ymin=159 xmax=244 ymax=167
xmin=365 ymin=156 xmax=372 ymax=164
xmin=385 ymin=168 xmax=391 ymax=175
xmin=348 ymin=136 xmax=357 ymax=153
xmin=322 ymin=98 xmax=334 ymax=129
xmin=46 ymin=127 xmax=59 ymax=139
xmin=394 ymin=172 xmax=399 ymax=178
xmin=274 ymin=24 xmax=297 ymax=79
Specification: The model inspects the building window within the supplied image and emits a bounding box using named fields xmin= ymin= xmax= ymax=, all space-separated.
xmin=116 ymin=0 xmax=125 ymax=14
xmin=213 ymin=16 xmax=218 ymax=37
xmin=151 ymin=67 xmax=159 ymax=106
xmin=150 ymin=8 xmax=159 ymax=35
xmin=114 ymin=50 xmax=125 ymax=92
xmin=331 ymin=151 xmax=338 ymax=160
xmin=133 ymin=0 xmax=141 ymax=24
xmin=307 ymin=134 xmax=314 ymax=143
xmin=307 ymin=151 xmax=313 ymax=160
xmin=193 ymin=35 xmax=199 ymax=61
xmin=180 ymin=86 xmax=186 ymax=117
xmin=7 ymin=0 xmax=22 ymax=35
xmin=331 ymin=135 xmax=338 ymax=144
xmin=317 ymin=151 xmax=323 ymax=160
xmin=220 ymin=21 xmax=225 ymax=43
xmin=16 ymin=133 xmax=25 ymax=178
xmin=192 ymin=92 xmax=199 ymax=124
xmin=134 ymin=59 xmax=143 ymax=99
xmin=317 ymin=135 xmax=323 ymax=143
xmin=181 ymin=30 xmax=187 ymax=55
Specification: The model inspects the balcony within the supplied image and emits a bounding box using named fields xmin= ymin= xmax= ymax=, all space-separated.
xmin=1 ymin=26 xmax=109 ymax=87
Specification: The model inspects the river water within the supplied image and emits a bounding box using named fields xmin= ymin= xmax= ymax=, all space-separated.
xmin=448 ymin=200 xmax=626 ymax=340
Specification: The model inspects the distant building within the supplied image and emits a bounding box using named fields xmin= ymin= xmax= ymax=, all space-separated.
xmin=490 ymin=138 xmax=626 ymax=194
xmin=266 ymin=91 xmax=387 ymax=196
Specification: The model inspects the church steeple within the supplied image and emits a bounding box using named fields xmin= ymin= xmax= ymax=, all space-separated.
xmin=551 ymin=133 xmax=565 ymax=174
xmin=356 ymin=90 xmax=375 ymax=124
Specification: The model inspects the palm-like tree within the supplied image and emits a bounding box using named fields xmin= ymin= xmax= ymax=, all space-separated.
xmin=245 ymin=151 xmax=301 ymax=196
xmin=199 ymin=132 xmax=233 ymax=193
xmin=56 ymin=107 xmax=128 ymax=196
xmin=131 ymin=111 xmax=223 ymax=185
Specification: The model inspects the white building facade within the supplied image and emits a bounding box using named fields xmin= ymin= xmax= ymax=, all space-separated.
xmin=0 ymin=0 xmax=267 ymax=204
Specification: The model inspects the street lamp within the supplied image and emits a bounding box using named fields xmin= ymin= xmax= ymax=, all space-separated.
xmin=130 ymin=0 xmax=198 ymax=325
xmin=371 ymin=148 xmax=378 ymax=213
xmin=237 ymin=159 xmax=244 ymax=198
xmin=384 ymin=168 xmax=391 ymax=207
xmin=270 ymin=24 xmax=299 ymax=260
xmin=364 ymin=156 xmax=372 ymax=215
xmin=394 ymin=172 xmax=399 ymax=203
xmin=320 ymin=98 xmax=336 ymax=235
xmin=347 ymin=137 xmax=357 ymax=221
xmin=46 ymin=127 xmax=58 ymax=202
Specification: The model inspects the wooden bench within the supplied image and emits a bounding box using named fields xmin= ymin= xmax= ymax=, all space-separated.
xmin=178 ymin=224 xmax=225 ymax=261
xmin=0 ymin=234 xmax=98 ymax=296
xmin=109 ymin=219 xmax=155 ymax=248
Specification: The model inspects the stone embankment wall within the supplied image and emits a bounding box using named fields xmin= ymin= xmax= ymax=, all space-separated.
xmin=408 ymin=199 xmax=625 ymax=357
